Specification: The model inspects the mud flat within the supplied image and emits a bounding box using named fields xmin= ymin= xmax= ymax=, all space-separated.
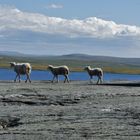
xmin=0 ymin=80 xmax=140 ymax=140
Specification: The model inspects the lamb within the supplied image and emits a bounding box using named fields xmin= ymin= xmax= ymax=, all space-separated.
xmin=84 ymin=66 xmax=103 ymax=84
xmin=47 ymin=65 xmax=70 ymax=83
xmin=10 ymin=62 xmax=32 ymax=83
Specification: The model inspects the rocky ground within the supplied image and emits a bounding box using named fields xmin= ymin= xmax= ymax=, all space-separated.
xmin=0 ymin=80 xmax=140 ymax=140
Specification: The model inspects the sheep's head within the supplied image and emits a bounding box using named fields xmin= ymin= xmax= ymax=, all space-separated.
xmin=47 ymin=65 xmax=53 ymax=70
xmin=9 ymin=62 xmax=16 ymax=68
xmin=84 ymin=66 xmax=91 ymax=71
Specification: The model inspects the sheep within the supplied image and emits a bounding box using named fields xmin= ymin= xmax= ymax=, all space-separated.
xmin=47 ymin=65 xmax=70 ymax=83
xmin=10 ymin=62 xmax=32 ymax=83
xmin=84 ymin=66 xmax=103 ymax=84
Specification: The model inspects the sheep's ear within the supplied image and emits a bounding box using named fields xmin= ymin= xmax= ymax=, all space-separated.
xmin=47 ymin=65 xmax=53 ymax=69
xmin=9 ymin=62 xmax=13 ymax=65
xmin=9 ymin=62 xmax=16 ymax=67
xmin=9 ymin=62 xmax=13 ymax=67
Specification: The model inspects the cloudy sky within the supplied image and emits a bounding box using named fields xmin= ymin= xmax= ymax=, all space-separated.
xmin=0 ymin=0 xmax=140 ymax=57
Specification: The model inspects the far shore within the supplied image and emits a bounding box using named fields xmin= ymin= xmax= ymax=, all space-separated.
xmin=1 ymin=67 xmax=140 ymax=75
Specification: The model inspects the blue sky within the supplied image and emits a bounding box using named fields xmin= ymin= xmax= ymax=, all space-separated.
xmin=0 ymin=0 xmax=140 ymax=57
xmin=1 ymin=0 xmax=140 ymax=25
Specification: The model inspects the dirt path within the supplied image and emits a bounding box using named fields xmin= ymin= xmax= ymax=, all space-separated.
xmin=0 ymin=81 xmax=140 ymax=140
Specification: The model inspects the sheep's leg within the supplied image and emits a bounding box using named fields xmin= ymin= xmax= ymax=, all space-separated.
xmin=14 ymin=74 xmax=18 ymax=82
xmin=28 ymin=75 xmax=31 ymax=83
xmin=66 ymin=75 xmax=70 ymax=83
xmin=52 ymin=75 xmax=55 ymax=83
xmin=56 ymin=75 xmax=59 ymax=83
xmin=25 ymin=74 xmax=31 ymax=83
xmin=90 ymin=76 xmax=93 ymax=83
xmin=18 ymin=74 xmax=21 ymax=83
xmin=98 ymin=76 xmax=103 ymax=84
xmin=98 ymin=76 xmax=101 ymax=84
xmin=101 ymin=76 xmax=103 ymax=83
xmin=96 ymin=77 xmax=100 ymax=84
xmin=64 ymin=75 xmax=66 ymax=83
xmin=100 ymin=76 xmax=103 ymax=84
xmin=64 ymin=75 xmax=69 ymax=83
xmin=25 ymin=74 xmax=28 ymax=83
xmin=99 ymin=77 xmax=101 ymax=84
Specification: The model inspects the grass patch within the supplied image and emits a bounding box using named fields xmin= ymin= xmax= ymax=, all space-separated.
xmin=1 ymin=55 xmax=140 ymax=74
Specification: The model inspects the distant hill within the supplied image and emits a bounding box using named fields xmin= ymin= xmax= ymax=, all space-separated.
xmin=0 ymin=51 xmax=26 ymax=57
xmin=53 ymin=54 xmax=140 ymax=66
xmin=1 ymin=52 xmax=140 ymax=73
xmin=1 ymin=51 xmax=140 ymax=65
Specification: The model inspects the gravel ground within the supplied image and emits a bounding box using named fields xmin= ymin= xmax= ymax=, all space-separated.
xmin=0 ymin=80 xmax=140 ymax=140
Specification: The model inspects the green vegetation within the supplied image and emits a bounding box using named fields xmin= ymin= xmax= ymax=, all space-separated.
xmin=1 ymin=55 xmax=140 ymax=74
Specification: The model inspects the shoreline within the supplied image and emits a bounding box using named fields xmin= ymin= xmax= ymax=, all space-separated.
xmin=0 ymin=67 xmax=140 ymax=75
xmin=0 ymin=80 xmax=140 ymax=87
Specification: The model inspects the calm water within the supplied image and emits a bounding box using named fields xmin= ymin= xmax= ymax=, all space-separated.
xmin=1 ymin=68 xmax=140 ymax=81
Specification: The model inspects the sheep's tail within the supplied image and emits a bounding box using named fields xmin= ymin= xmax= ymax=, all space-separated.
xmin=28 ymin=66 xmax=32 ymax=74
xmin=64 ymin=66 xmax=69 ymax=75
xmin=66 ymin=68 xmax=69 ymax=75
xmin=26 ymin=63 xmax=32 ymax=74
xmin=100 ymin=70 xmax=103 ymax=82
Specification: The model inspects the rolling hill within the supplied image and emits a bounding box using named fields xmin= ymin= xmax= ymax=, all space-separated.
xmin=0 ymin=52 xmax=140 ymax=74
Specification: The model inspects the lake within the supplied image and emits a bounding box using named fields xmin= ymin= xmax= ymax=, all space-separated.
xmin=0 ymin=68 xmax=140 ymax=81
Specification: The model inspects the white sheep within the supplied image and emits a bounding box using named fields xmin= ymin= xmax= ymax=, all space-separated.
xmin=48 ymin=65 xmax=70 ymax=83
xmin=84 ymin=66 xmax=103 ymax=84
xmin=10 ymin=62 xmax=32 ymax=83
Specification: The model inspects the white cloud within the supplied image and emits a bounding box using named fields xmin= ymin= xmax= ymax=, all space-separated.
xmin=46 ymin=4 xmax=63 ymax=9
xmin=0 ymin=6 xmax=140 ymax=39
